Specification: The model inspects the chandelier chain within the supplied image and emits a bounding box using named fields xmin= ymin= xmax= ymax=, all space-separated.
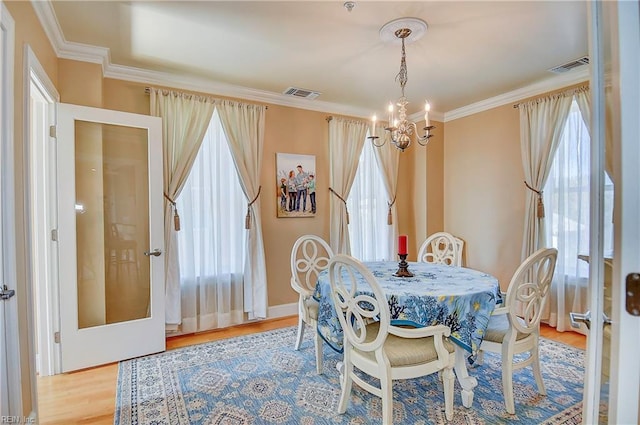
xmin=396 ymin=37 xmax=408 ymax=97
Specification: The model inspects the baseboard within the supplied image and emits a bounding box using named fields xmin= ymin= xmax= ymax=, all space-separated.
xmin=267 ymin=302 xmax=297 ymax=319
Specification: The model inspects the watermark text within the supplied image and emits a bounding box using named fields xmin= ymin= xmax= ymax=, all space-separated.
xmin=0 ymin=417 xmax=35 ymax=424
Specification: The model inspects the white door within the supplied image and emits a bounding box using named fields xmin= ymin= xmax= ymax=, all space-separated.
xmin=580 ymin=1 xmax=640 ymax=424
xmin=57 ymin=103 xmax=165 ymax=372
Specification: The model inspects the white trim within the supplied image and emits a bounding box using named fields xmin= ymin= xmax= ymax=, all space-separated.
xmin=31 ymin=0 xmax=589 ymax=122
xmin=444 ymin=68 xmax=590 ymax=121
xmin=26 ymin=47 xmax=59 ymax=100
xmin=1 ymin=1 xmax=23 ymax=415
xmin=610 ymin=1 xmax=640 ymax=424
xmin=267 ymin=302 xmax=297 ymax=319
xmin=24 ymin=44 xmax=61 ymax=379
xmin=582 ymin=2 xmax=606 ymax=423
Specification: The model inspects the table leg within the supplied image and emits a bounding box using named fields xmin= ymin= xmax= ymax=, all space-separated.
xmin=454 ymin=346 xmax=477 ymax=408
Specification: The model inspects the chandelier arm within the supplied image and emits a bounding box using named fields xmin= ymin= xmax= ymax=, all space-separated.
xmin=370 ymin=135 xmax=387 ymax=147
xmin=416 ymin=124 xmax=435 ymax=146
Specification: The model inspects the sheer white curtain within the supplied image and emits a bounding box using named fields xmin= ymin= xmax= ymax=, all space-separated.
xmin=328 ymin=117 xmax=368 ymax=254
xmin=347 ymin=134 xmax=394 ymax=261
xmin=372 ymin=125 xmax=400 ymax=260
xmin=176 ymin=110 xmax=246 ymax=333
xmin=216 ymin=100 xmax=268 ymax=319
xmin=542 ymin=99 xmax=614 ymax=332
xmin=149 ymin=88 xmax=215 ymax=327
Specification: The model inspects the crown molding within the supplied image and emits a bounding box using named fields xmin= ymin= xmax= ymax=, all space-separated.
xmin=32 ymin=0 xmax=589 ymax=123
xmin=444 ymin=68 xmax=590 ymax=122
xmin=103 ymin=63 xmax=373 ymax=118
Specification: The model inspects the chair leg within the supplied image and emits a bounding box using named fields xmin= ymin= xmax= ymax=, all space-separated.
xmin=532 ymin=346 xmax=546 ymax=395
xmin=314 ymin=330 xmax=323 ymax=374
xmin=380 ymin=370 xmax=394 ymax=425
xmin=442 ymin=366 xmax=455 ymax=421
xmin=294 ymin=316 xmax=305 ymax=350
xmin=338 ymin=354 xmax=353 ymax=414
xmin=501 ymin=345 xmax=516 ymax=414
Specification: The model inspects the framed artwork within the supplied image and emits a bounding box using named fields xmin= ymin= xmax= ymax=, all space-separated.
xmin=276 ymin=153 xmax=316 ymax=218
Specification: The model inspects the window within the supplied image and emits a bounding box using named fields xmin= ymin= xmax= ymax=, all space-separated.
xmin=175 ymin=110 xmax=246 ymax=332
xmin=544 ymin=99 xmax=614 ymax=281
xmin=347 ymin=136 xmax=393 ymax=261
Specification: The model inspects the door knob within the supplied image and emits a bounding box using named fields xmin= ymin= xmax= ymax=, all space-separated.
xmin=570 ymin=310 xmax=591 ymax=330
xmin=144 ymin=249 xmax=162 ymax=257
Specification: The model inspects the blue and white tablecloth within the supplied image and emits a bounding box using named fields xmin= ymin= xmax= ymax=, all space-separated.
xmin=314 ymin=261 xmax=501 ymax=354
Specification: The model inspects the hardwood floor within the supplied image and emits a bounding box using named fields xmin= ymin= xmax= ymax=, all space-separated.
xmin=36 ymin=317 xmax=585 ymax=425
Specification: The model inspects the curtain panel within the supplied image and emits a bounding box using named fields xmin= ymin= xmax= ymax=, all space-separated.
xmin=519 ymin=92 xmax=573 ymax=261
xmin=328 ymin=117 xmax=369 ymax=254
xmin=217 ymin=100 xmax=268 ymax=320
xmin=150 ymin=88 xmax=215 ymax=326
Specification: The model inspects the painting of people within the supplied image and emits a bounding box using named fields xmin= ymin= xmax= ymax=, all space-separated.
xmin=276 ymin=153 xmax=316 ymax=218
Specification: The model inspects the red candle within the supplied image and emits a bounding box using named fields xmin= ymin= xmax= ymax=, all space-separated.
xmin=398 ymin=235 xmax=408 ymax=255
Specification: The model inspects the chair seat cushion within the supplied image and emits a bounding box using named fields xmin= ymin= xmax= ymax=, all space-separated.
xmin=357 ymin=322 xmax=454 ymax=367
xmin=304 ymin=297 xmax=319 ymax=319
xmin=483 ymin=314 xmax=529 ymax=343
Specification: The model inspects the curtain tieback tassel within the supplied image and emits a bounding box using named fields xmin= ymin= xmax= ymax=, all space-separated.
xmin=245 ymin=186 xmax=262 ymax=230
xmin=164 ymin=192 xmax=181 ymax=231
xmin=387 ymin=195 xmax=397 ymax=226
xmin=524 ymin=181 xmax=545 ymax=218
xmin=173 ymin=208 xmax=181 ymax=231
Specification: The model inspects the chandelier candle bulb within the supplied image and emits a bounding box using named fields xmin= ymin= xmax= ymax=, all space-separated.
xmin=424 ymin=102 xmax=431 ymax=127
xmin=371 ymin=115 xmax=377 ymax=137
xmin=388 ymin=102 xmax=394 ymax=125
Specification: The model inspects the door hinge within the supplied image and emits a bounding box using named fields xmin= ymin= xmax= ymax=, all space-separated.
xmin=49 ymin=125 xmax=56 ymax=138
xmin=54 ymin=332 xmax=60 ymax=344
xmin=626 ymin=273 xmax=640 ymax=316
xmin=51 ymin=229 xmax=58 ymax=241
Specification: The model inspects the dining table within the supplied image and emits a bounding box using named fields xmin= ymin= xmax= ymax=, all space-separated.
xmin=313 ymin=260 xmax=501 ymax=408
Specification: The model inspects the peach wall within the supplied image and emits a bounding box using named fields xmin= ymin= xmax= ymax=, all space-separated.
xmin=58 ymin=59 xmax=103 ymax=106
xmin=444 ymin=104 xmax=523 ymax=289
xmin=4 ymin=0 xmax=59 ymax=417
xmin=261 ymin=105 xmax=331 ymax=306
xmin=395 ymin=119 xmax=444 ymax=260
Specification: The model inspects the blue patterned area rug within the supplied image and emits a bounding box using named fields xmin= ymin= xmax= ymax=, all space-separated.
xmin=114 ymin=326 xmax=584 ymax=424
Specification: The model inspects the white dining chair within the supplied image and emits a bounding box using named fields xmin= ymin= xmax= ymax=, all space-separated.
xmin=328 ymin=254 xmax=456 ymax=423
xmin=477 ymin=247 xmax=558 ymax=414
xmin=417 ymin=232 xmax=463 ymax=266
xmin=290 ymin=234 xmax=334 ymax=374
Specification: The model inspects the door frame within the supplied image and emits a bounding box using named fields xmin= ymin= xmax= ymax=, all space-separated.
xmin=24 ymin=44 xmax=61 ymax=379
xmin=1 ymin=1 xmax=24 ymax=416
xmin=583 ymin=1 xmax=640 ymax=424
xmin=607 ymin=1 xmax=640 ymax=424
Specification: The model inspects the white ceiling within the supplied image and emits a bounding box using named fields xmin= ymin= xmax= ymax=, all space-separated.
xmin=44 ymin=1 xmax=589 ymax=119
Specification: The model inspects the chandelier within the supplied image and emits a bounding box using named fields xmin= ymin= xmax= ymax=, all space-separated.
xmin=369 ymin=18 xmax=435 ymax=152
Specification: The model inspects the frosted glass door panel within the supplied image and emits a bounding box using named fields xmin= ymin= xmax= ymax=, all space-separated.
xmin=74 ymin=121 xmax=150 ymax=329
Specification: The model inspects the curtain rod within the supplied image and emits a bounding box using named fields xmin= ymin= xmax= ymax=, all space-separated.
xmin=144 ymin=86 xmax=267 ymax=109
xmin=513 ymin=84 xmax=589 ymax=109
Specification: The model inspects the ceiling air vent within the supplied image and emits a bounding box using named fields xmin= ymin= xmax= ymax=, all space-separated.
xmin=548 ymin=56 xmax=590 ymax=74
xmin=283 ymin=87 xmax=321 ymax=100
